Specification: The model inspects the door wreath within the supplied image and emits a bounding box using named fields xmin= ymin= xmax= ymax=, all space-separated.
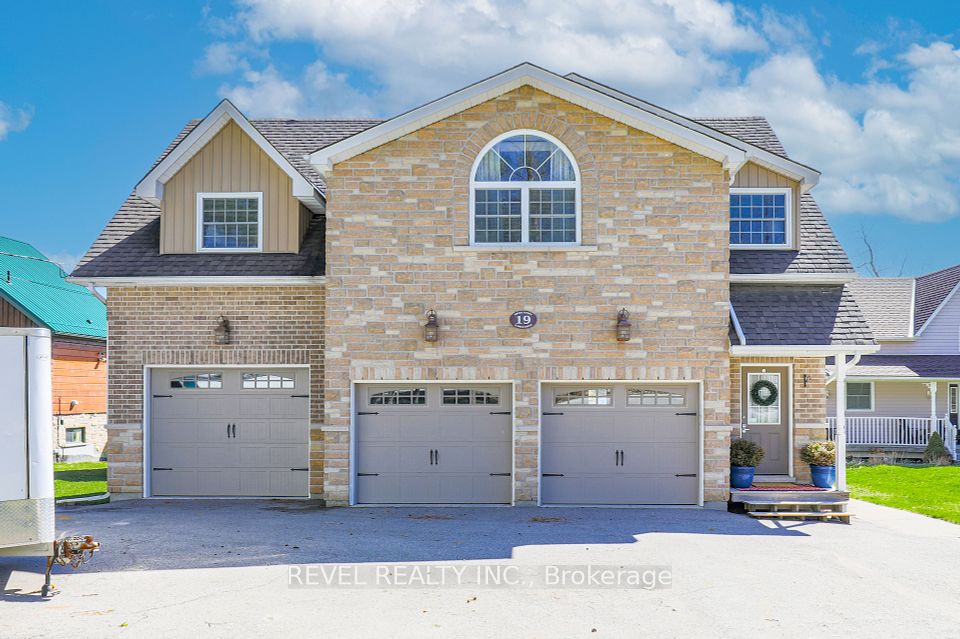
xmin=750 ymin=379 xmax=778 ymax=407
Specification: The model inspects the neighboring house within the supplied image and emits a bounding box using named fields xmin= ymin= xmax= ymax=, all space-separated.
xmin=0 ymin=236 xmax=108 ymax=460
xmin=70 ymin=63 xmax=876 ymax=506
xmin=828 ymin=266 xmax=960 ymax=459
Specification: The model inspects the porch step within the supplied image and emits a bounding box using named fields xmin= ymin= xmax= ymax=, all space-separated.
xmin=729 ymin=490 xmax=849 ymax=504
xmin=742 ymin=499 xmax=852 ymax=523
xmin=750 ymin=511 xmax=852 ymax=522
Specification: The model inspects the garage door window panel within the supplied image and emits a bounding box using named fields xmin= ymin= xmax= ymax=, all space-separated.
xmin=369 ymin=388 xmax=427 ymax=406
xmin=442 ymin=388 xmax=500 ymax=406
xmin=554 ymin=388 xmax=613 ymax=406
xmin=170 ymin=373 xmax=223 ymax=389
xmin=242 ymin=372 xmax=295 ymax=389
xmin=627 ymin=388 xmax=686 ymax=407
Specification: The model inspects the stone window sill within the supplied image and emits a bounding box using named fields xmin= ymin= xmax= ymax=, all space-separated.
xmin=452 ymin=245 xmax=599 ymax=253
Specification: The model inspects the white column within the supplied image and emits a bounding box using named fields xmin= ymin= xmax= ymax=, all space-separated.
xmin=835 ymin=355 xmax=847 ymax=491
xmin=928 ymin=382 xmax=938 ymax=433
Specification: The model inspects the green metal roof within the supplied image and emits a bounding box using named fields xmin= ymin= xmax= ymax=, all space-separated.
xmin=0 ymin=236 xmax=106 ymax=340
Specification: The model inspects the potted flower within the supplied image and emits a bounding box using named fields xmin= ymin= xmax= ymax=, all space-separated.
xmin=730 ymin=439 xmax=764 ymax=488
xmin=801 ymin=441 xmax=836 ymax=488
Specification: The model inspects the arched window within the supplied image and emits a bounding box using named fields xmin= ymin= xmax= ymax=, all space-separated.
xmin=470 ymin=131 xmax=580 ymax=245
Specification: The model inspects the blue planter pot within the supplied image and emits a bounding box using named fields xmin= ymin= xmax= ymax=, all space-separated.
xmin=810 ymin=465 xmax=836 ymax=489
xmin=730 ymin=466 xmax=755 ymax=489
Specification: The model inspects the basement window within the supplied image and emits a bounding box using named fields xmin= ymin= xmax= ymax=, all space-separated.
xmin=197 ymin=192 xmax=263 ymax=252
xmin=729 ymin=188 xmax=791 ymax=249
xmin=65 ymin=427 xmax=86 ymax=445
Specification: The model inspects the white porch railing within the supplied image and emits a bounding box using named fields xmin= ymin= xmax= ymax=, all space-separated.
xmin=826 ymin=416 xmax=958 ymax=460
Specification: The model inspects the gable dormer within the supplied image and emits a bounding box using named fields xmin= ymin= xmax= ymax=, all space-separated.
xmin=135 ymin=100 xmax=323 ymax=255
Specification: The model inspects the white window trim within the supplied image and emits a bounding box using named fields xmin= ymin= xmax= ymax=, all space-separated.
xmin=846 ymin=381 xmax=875 ymax=412
xmin=469 ymin=129 xmax=581 ymax=247
xmin=729 ymin=187 xmax=793 ymax=250
xmin=196 ymin=191 xmax=264 ymax=253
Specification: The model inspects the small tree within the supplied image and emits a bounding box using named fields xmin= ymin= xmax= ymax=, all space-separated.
xmin=801 ymin=441 xmax=836 ymax=467
xmin=731 ymin=439 xmax=764 ymax=467
xmin=923 ymin=432 xmax=952 ymax=465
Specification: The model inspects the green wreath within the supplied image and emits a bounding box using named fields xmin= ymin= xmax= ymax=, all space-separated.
xmin=750 ymin=379 xmax=778 ymax=407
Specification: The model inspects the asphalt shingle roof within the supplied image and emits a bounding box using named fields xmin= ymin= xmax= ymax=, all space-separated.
xmin=0 ymin=236 xmax=106 ymax=339
xmin=847 ymin=278 xmax=914 ymax=340
xmin=730 ymin=284 xmax=875 ymax=346
xmin=836 ymin=355 xmax=960 ymax=378
xmin=914 ymin=263 xmax=960 ymax=333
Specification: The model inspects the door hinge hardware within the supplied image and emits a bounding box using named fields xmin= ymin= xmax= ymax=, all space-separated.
xmin=489 ymin=411 xmax=511 ymax=415
xmin=675 ymin=412 xmax=697 ymax=416
xmin=153 ymin=394 xmax=173 ymax=398
xmin=357 ymin=411 xmax=380 ymax=415
xmin=290 ymin=394 xmax=309 ymax=398
xmin=152 ymin=467 xmax=173 ymax=471
xmin=541 ymin=473 xmax=565 ymax=477
xmin=357 ymin=473 xmax=380 ymax=477
xmin=489 ymin=473 xmax=511 ymax=476
xmin=290 ymin=468 xmax=309 ymax=471
xmin=542 ymin=412 xmax=564 ymax=416
xmin=675 ymin=473 xmax=697 ymax=477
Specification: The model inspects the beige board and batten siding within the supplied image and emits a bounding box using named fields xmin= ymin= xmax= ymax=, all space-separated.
xmin=732 ymin=162 xmax=801 ymax=249
xmin=160 ymin=120 xmax=309 ymax=254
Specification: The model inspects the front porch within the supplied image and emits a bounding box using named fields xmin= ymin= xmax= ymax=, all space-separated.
xmin=826 ymin=416 xmax=958 ymax=461
xmin=730 ymin=483 xmax=852 ymax=522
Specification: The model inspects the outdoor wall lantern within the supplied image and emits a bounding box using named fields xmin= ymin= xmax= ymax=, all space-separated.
xmin=214 ymin=315 xmax=232 ymax=345
xmin=97 ymin=351 xmax=107 ymax=363
xmin=423 ymin=310 xmax=439 ymax=342
xmin=616 ymin=308 xmax=632 ymax=342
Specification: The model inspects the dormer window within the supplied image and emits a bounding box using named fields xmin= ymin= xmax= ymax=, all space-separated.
xmin=470 ymin=131 xmax=580 ymax=246
xmin=729 ymin=188 xmax=792 ymax=249
xmin=197 ymin=192 xmax=263 ymax=252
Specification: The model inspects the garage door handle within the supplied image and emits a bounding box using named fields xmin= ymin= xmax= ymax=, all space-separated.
xmin=153 ymin=467 xmax=173 ymax=471
xmin=489 ymin=411 xmax=511 ymax=415
xmin=357 ymin=473 xmax=379 ymax=477
xmin=231 ymin=423 xmax=237 ymax=438
xmin=489 ymin=473 xmax=511 ymax=476
xmin=358 ymin=411 xmax=379 ymax=415
xmin=153 ymin=394 xmax=172 ymax=398
xmin=290 ymin=394 xmax=309 ymax=398
xmin=290 ymin=468 xmax=309 ymax=471
xmin=675 ymin=473 xmax=697 ymax=477
xmin=542 ymin=473 xmax=564 ymax=477
xmin=542 ymin=412 xmax=564 ymax=416
xmin=675 ymin=412 xmax=697 ymax=416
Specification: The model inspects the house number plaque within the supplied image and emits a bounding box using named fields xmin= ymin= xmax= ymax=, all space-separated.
xmin=509 ymin=311 xmax=537 ymax=329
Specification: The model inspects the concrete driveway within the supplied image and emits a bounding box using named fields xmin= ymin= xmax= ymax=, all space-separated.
xmin=2 ymin=500 xmax=959 ymax=638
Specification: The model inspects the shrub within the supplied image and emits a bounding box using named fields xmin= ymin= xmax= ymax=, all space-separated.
xmin=922 ymin=432 xmax=953 ymax=465
xmin=730 ymin=439 xmax=764 ymax=467
xmin=801 ymin=441 xmax=836 ymax=466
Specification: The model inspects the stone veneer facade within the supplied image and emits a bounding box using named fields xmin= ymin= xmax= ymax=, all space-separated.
xmin=323 ymin=86 xmax=733 ymax=506
xmin=104 ymin=286 xmax=325 ymax=497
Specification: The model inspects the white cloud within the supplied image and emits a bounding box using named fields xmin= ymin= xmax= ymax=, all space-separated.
xmin=201 ymin=0 xmax=960 ymax=222
xmin=45 ymin=252 xmax=82 ymax=275
xmin=0 ymin=102 xmax=32 ymax=140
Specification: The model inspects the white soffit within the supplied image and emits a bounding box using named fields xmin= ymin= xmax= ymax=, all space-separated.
xmin=134 ymin=99 xmax=323 ymax=212
xmin=309 ymin=63 xmax=750 ymax=175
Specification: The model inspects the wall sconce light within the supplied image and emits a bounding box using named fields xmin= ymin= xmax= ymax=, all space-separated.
xmin=214 ymin=315 xmax=232 ymax=345
xmin=69 ymin=400 xmax=79 ymax=410
xmin=616 ymin=308 xmax=632 ymax=342
xmin=803 ymin=373 xmax=808 ymax=387
xmin=97 ymin=351 xmax=107 ymax=363
xmin=423 ymin=310 xmax=439 ymax=342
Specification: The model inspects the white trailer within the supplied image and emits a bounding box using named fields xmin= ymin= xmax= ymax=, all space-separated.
xmin=0 ymin=328 xmax=56 ymax=568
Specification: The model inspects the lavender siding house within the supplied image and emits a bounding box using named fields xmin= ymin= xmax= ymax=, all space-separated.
xmin=827 ymin=264 xmax=960 ymax=460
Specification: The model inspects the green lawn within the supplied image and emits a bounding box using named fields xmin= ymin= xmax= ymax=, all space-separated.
xmin=54 ymin=461 xmax=108 ymax=500
xmin=847 ymin=464 xmax=960 ymax=525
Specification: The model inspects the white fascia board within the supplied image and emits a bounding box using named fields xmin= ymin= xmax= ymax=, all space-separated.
xmin=66 ymin=276 xmax=325 ymax=288
xmin=908 ymin=278 xmax=917 ymax=338
xmin=563 ymin=73 xmax=820 ymax=190
xmin=731 ymin=344 xmax=880 ymax=357
xmin=309 ymin=63 xmax=747 ymax=175
xmin=729 ymin=303 xmax=747 ymax=346
xmin=916 ymin=279 xmax=960 ymax=336
xmin=134 ymin=99 xmax=322 ymax=210
xmin=730 ymin=273 xmax=858 ymax=284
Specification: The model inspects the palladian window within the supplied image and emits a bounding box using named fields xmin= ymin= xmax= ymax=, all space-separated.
xmin=471 ymin=131 xmax=580 ymax=245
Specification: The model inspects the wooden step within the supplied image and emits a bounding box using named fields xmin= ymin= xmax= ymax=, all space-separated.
xmin=749 ymin=511 xmax=852 ymax=522
xmin=741 ymin=500 xmax=849 ymax=508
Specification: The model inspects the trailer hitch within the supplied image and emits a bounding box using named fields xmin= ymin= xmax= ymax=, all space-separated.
xmin=42 ymin=535 xmax=101 ymax=597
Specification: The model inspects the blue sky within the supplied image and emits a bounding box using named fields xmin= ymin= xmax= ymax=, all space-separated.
xmin=1 ymin=1 xmax=958 ymax=276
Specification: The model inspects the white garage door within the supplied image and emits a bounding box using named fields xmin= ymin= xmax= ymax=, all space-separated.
xmin=355 ymin=384 xmax=512 ymax=504
xmin=150 ymin=369 xmax=309 ymax=497
xmin=541 ymin=384 xmax=700 ymax=505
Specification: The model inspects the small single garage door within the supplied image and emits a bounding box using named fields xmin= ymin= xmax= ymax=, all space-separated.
xmin=541 ymin=383 xmax=699 ymax=505
xmin=355 ymin=384 xmax=512 ymax=504
xmin=150 ymin=369 xmax=309 ymax=497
